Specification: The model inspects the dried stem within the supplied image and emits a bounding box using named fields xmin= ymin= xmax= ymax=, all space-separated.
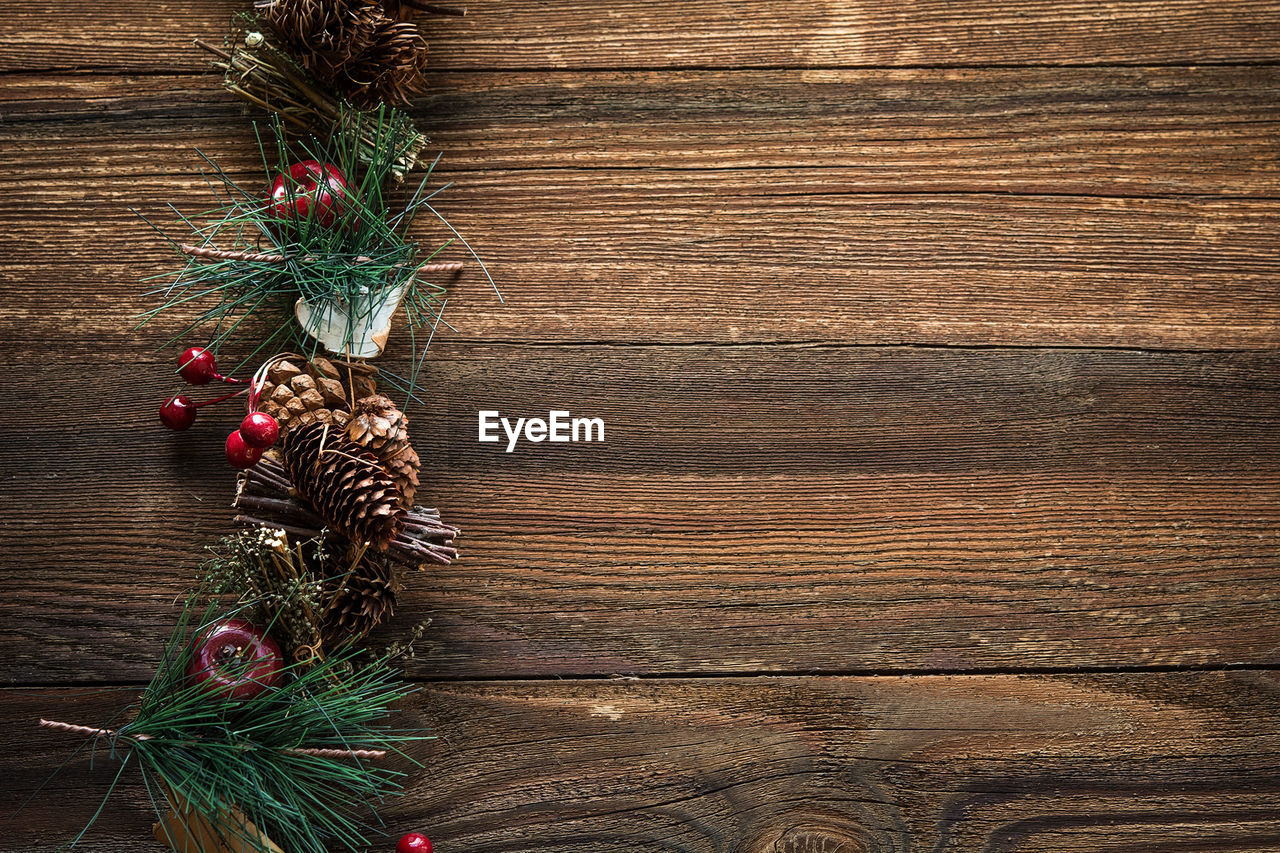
xmin=237 ymin=494 xmax=325 ymax=527
xmin=406 ymin=1 xmax=468 ymax=15
xmin=234 ymin=515 xmax=319 ymax=542
xmin=195 ymin=36 xmax=425 ymax=178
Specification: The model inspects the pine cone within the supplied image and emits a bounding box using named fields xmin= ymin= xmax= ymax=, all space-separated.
xmin=261 ymin=0 xmax=378 ymax=79
xmin=347 ymin=395 xmax=419 ymax=509
xmin=261 ymin=0 xmax=430 ymax=107
xmin=323 ymin=551 xmax=401 ymax=642
xmin=341 ymin=16 xmax=430 ymax=107
xmin=347 ymin=394 xmax=410 ymax=455
xmin=258 ymin=357 xmax=377 ymax=434
xmin=383 ymin=444 xmax=420 ymax=509
xmin=281 ymin=422 xmax=405 ymax=550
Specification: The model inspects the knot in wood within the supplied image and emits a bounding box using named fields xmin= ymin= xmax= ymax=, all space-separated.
xmin=772 ymin=824 xmax=872 ymax=853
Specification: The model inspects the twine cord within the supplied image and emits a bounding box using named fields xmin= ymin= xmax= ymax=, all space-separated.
xmin=38 ymin=718 xmax=386 ymax=760
xmin=180 ymin=243 xmax=464 ymax=274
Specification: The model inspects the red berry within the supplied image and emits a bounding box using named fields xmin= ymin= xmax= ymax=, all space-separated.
xmin=187 ymin=618 xmax=283 ymax=702
xmin=397 ymin=834 xmax=432 ymax=853
xmin=267 ymin=160 xmax=349 ymax=227
xmin=160 ymin=395 xmax=197 ymax=430
xmin=179 ymin=347 xmax=219 ymax=385
xmin=225 ymin=430 xmax=264 ymax=469
xmin=240 ymin=412 xmax=280 ymax=448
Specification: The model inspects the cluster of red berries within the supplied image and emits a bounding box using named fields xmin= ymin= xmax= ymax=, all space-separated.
xmin=159 ymin=347 xmax=280 ymax=470
xmin=158 ymin=161 xmax=351 ymax=467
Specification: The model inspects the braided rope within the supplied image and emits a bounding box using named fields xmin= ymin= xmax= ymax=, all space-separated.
xmin=288 ymin=747 xmax=389 ymax=759
xmin=39 ymin=719 xmax=386 ymax=760
xmin=180 ymin=244 xmax=285 ymax=263
xmin=179 ymin=243 xmax=464 ymax=275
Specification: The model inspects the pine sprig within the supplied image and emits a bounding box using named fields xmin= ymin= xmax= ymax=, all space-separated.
xmin=137 ymin=106 xmax=490 ymax=370
xmin=55 ymin=586 xmax=428 ymax=853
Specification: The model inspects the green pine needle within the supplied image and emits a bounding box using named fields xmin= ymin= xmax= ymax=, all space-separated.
xmin=138 ymin=105 xmax=462 ymax=370
xmin=69 ymin=587 xmax=429 ymax=853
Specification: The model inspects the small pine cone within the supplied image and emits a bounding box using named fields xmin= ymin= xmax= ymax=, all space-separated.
xmin=257 ymin=358 xmax=376 ymax=434
xmin=347 ymin=395 xmax=410 ymax=456
xmin=342 ymin=15 xmax=430 ymax=107
xmin=282 ymin=422 xmax=405 ymax=550
xmin=262 ymin=0 xmax=379 ymax=80
xmin=262 ymin=0 xmax=428 ymax=107
xmin=384 ymin=444 xmax=420 ymax=509
xmin=323 ymin=552 xmax=402 ymax=642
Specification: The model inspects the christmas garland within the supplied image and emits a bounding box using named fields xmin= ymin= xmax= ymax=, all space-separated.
xmin=40 ymin=4 xmax=485 ymax=852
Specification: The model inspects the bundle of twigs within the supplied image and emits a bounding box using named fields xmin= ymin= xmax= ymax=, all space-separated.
xmin=196 ymin=34 xmax=424 ymax=178
xmin=234 ymin=458 xmax=459 ymax=566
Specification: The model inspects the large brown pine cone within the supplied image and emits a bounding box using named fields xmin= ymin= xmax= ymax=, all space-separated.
xmin=281 ymin=422 xmax=405 ymax=550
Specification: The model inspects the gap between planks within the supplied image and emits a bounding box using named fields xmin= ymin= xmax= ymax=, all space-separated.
xmin=9 ymin=662 xmax=1280 ymax=691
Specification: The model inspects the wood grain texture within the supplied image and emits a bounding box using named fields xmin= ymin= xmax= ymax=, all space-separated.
xmin=9 ymin=673 xmax=1280 ymax=851
xmin=4 ymin=0 xmax=1280 ymax=73
xmin=4 ymin=68 xmax=1279 ymax=349
xmin=3 ymin=0 xmax=1279 ymax=847
xmin=7 ymin=66 xmax=1280 ymax=192
xmin=3 ymin=347 xmax=1276 ymax=681
xmin=6 ymin=177 xmax=1279 ymax=349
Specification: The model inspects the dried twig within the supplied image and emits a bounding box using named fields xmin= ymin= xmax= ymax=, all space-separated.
xmin=235 ymin=459 xmax=459 ymax=566
xmin=195 ymin=35 xmax=425 ymax=177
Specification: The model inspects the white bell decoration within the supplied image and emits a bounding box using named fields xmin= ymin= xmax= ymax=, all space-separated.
xmin=294 ymin=280 xmax=409 ymax=359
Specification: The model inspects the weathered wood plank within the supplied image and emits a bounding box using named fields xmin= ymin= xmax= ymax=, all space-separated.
xmin=2 ymin=347 xmax=1276 ymax=682
xmin=6 ymin=68 xmax=1280 ymax=193
xmin=3 ymin=172 xmax=1278 ymax=350
xmin=10 ymin=673 xmax=1280 ymax=851
xmin=4 ymin=0 xmax=1280 ymax=73
xmin=3 ymin=69 xmax=1279 ymax=348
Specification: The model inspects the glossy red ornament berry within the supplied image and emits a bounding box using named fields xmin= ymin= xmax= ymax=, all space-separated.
xmin=225 ymin=430 xmax=264 ymax=469
xmin=239 ymin=412 xmax=280 ymax=448
xmin=179 ymin=347 xmax=219 ymax=385
xmin=267 ymin=160 xmax=349 ymax=227
xmin=160 ymin=395 xmax=198 ymax=430
xmin=187 ymin=618 xmax=283 ymax=702
xmin=396 ymin=834 xmax=433 ymax=853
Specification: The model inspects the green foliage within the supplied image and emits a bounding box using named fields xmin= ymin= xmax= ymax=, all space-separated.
xmin=77 ymin=586 xmax=428 ymax=852
xmin=136 ymin=105 xmax=494 ymax=371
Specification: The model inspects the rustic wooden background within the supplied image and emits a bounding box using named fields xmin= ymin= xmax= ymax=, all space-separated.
xmin=3 ymin=2 xmax=1280 ymax=850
